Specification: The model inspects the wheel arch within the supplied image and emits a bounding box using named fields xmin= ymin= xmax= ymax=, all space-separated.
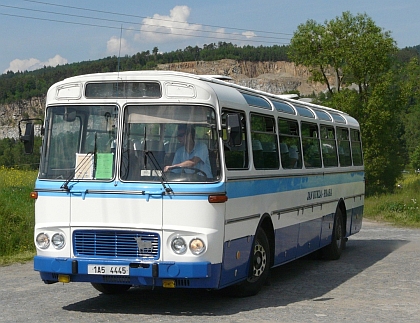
xmin=257 ymin=213 xmax=275 ymax=267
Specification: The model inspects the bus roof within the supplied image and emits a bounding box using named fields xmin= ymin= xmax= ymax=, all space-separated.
xmin=48 ymin=70 xmax=359 ymax=127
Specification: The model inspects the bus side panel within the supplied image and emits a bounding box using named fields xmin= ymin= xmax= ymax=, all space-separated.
xmin=350 ymin=205 xmax=364 ymax=235
xmin=274 ymin=224 xmax=299 ymax=265
xmin=349 ymin=195 xmax=364 ymax=235
xmin=297 ymin=218 xmax=322 ymax=257
xmin=219 ymin=237 xmax=253 ymax=288
xmin=320 ymin=212 xmax=335 ymax=248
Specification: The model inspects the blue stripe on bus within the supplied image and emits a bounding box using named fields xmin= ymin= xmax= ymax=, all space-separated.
xmin=34 ymin=171 xmax=363 ymax=200
xmin=226 ymin=171 xmax=364 ymax=198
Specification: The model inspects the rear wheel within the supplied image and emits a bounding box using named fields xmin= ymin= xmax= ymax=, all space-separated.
xmin=227 ymin=228 xmax=271 ymax=297
xmin=322 ymin=207 xmax=345 ymax=260
xmin=91 ymin=283 xmax=131 ymax=294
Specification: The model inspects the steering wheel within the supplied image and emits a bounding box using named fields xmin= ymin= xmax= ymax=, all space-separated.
xmin=167 ymin=166 xmax=207 ymax=177
xmin=165 ymin=166 xmax=208 ymax=182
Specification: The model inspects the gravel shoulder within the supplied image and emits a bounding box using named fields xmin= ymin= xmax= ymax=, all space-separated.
xmin=1 ymin=219 xmax=419 ymax=323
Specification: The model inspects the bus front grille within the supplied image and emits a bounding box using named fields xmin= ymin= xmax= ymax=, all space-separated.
xmin=73 ymin=230 xmax=160 ymax=260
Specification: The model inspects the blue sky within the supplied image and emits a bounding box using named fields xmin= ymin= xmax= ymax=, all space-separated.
xmin=1 ymin=0 xmax=419 ymax=74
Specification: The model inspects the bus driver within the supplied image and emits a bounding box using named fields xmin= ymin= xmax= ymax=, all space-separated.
xmin=164 ymin=124 xmax=213 ymax=178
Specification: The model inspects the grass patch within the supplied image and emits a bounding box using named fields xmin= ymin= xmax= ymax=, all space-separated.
xmin=0 ymin=251 xmax=36 ymax=266
xmin=0 ymin=167 xmax=37 ymax=265
xmin=365 ymin=173 xmax=420 ymax=227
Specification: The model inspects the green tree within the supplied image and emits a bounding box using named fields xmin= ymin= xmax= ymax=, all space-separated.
xmin=358 ymin=72 xmax=405 ymax=194
xmin=400 ymin=58 xmax=420 ymax=167
xmin=289 ymin=12 xmax=401 ymax=194
xmin=289 ymin=11 xmax=397 ymax=101
xmin=152 ymin=47 xmax=159 ymax=60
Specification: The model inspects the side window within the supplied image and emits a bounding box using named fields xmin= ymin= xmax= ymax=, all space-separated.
xmin=321 ymin=125 xmax=338 ymax=167
xmin=251 ymin=114 xmax=279 ymax=170
xmin=351 ymin=129 xmax=363 ymax=166
xmin=301 ymin=122 xmax=321 ymax=168
xmin=222 ymin=109 xmax=249 ymax=170
xmin=278 ymin=118 xmax=302 ymax=169
xmin=337 ymin=127 xmax=352 ymax=166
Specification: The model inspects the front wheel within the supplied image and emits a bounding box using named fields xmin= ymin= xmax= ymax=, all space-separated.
xmin=227 ymin=228 xmax=271 ymax=297
xmin=91 ymin=283 xmax=131 ymax=294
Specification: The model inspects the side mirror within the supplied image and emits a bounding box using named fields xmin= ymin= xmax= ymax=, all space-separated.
xmin=20 ymin=122 xmax=35 ymax=154
xmin=18 ymin=118 xmax=43 ymax=154
xmin=226 ymin=114 xmax=242 ymax=146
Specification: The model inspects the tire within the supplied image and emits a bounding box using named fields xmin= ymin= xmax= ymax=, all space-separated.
xmin=322 ymin=207 xmax=345 ymax=260
xmin=227 ymin=228 xmax=271 ymax=297
xmin=91 ymin=283 xmax=131 ymax=294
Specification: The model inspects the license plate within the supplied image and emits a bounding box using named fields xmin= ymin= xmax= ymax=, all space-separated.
xmin=88 ymin=265 xmax=129 ymax=276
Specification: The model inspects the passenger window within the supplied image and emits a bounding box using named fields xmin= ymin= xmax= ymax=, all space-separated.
xmin=351 ymin=129 xmax=363 ymax=166
xmin=278 ymin=118 xmax=302 ymax=169
xmin=250 ymin=114 xmax=279 ymax=169
xmin=337 ymin=127 xmax=352 ymax=166
xmin=222 ymin=109 xmax=249 ymax=170
xmin=321 ymin=125 xmax=338 ymax=167
xmin=301 ymin=122 xmax=321 ymax=168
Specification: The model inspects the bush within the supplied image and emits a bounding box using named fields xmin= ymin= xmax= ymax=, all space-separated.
xmin=365 ymin=173 xmax=420 ymax=227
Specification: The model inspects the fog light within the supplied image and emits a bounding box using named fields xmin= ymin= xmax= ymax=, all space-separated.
xmin=36 ymin=233 xmax=50 ymax=249
xmin=189 ymin=238 xmax=206 ymax=255
xmin=52 ymin=233 xmax=65 ymax=249
xmin=58 ymin=274 xmax=70 ymax=283
xmin=171 ymin=236 xmax=187 ymax=254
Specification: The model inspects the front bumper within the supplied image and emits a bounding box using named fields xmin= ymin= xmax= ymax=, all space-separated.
xmin=34 ymin=256 xmax=221 ymax=289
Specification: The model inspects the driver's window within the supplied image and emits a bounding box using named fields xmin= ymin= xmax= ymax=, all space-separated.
xmin=222 ymin=109 xmax=249 ymax=170
xmin=121 ymin=105 xmax=218 ymax=182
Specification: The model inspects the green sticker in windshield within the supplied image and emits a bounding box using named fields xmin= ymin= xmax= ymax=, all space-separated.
xmin=95 ymin=153 xmax=114 ymax=179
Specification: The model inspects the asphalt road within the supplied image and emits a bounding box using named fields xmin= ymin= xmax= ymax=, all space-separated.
xmin=1 ymin=220 xmax=419 ymax=323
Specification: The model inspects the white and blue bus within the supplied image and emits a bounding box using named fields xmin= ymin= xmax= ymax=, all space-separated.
xmin=22 ymin=71 xmax=364 ymax=296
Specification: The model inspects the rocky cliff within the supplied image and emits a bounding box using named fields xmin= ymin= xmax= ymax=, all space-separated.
xmin=157 ymin=59 xmax=328 ymax=95
xmin=0 ymin=60 xmax=326 ymax=139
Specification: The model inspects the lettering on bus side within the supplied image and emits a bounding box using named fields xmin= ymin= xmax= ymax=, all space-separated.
xmin=307 ymin=188 xmax=333 ymax=200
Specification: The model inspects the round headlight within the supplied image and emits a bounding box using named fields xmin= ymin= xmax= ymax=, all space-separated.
xmin=171 ymin=236 xmax=187 ymax=254
xmin=36 ymin=233 xmax=50 ymax=249
xmin=51 ymin=233 xmax=65 ymax=249
xmin=189 ymin=238 xmax=206 ymax=255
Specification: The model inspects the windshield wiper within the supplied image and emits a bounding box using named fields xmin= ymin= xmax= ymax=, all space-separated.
xmin=145 ymin=150 xmax=173 ymax=194
xmin=61 ymin=152 xmax=94 ymax=191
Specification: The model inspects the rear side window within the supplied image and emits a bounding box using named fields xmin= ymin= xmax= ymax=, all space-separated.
xmin=278 ymin=118 xmax=302 ymax=169
xmin=301 ymin=122 xmax=321 ymax=168
xmin=351 ymin=129 xmax=363 ymax=166
xmin=337 ymin=127 xmax=352 ymax=166
xmin=321 ymin=125 xmax=338 ymax=167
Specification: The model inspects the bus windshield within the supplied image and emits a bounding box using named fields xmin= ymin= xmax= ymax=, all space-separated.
xmin=121 ymin=105 xmax=219 ymax=183
xmin=39 ymin=104 xmax=220 ymax=183
xmin=39 ymin=105 xmax=117 ymax=180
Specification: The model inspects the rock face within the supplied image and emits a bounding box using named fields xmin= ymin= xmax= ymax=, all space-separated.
xmin=0 ymin=97 xmax=45 ymax=139
xmin=1 ymin=60 xmax=326 ymax=139
xmin=157 ymin=59 xmax=329 ymax=95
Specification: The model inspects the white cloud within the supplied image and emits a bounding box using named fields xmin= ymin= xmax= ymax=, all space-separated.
xmin=106 ymin=36 xmax=133 ymax=56
xmin=242 ymin=31 xmax=256 ymax=39
xmin=136 ymin=6 xmax=202 ymax=43
xmin=4 ymin=55 xmax=68 ymax=73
